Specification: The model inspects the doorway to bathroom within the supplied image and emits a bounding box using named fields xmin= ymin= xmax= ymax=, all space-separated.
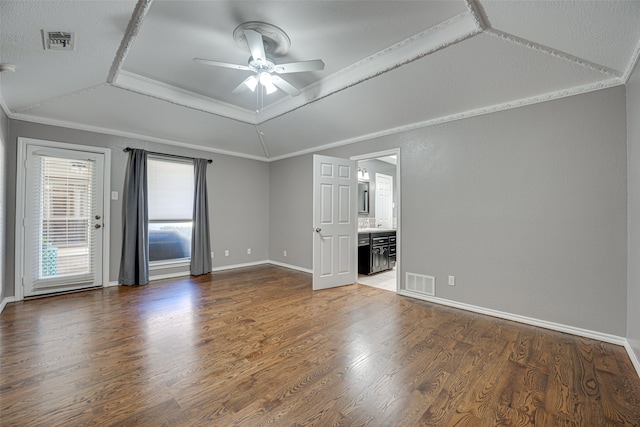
xmin=351 ymin=149 xmax=400 ymax=293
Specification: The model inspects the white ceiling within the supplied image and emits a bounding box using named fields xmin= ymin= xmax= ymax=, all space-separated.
xmin=1 ymin=0 xmax=639 ymax=161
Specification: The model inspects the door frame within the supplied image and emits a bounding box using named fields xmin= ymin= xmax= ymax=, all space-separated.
xmin=351 ymin=148 xmax=401 ymax=292
xmin=14 ymin=137 xmax=111 ymax=301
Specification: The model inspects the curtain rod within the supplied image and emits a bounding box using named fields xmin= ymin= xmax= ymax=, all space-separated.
xmin=123 ymin=147 xmax=212 ymax=164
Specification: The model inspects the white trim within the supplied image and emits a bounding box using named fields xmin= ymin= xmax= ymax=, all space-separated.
xmin=257 ymin=12 xmax=480 ymax=124
xmin=212 ymin=260 xmax=270 ymax=272
xmin=107 ymin=0 xmax=153 ymax=84
xmin=268 ymin=79 xmax=622 ymax=162
xmin=147 ymin=270 xmax=191 ymax=282
xmin=267 ymin=260 xmax=312 ymax=274
xmin=149 ymin=260 xmax=190 ymax=271
xmin=7 ymin=78 xmax=623 ymax=164
xmin=16 ymin=84 xmax=109 ymax=114
xmin=0 ymin=296 xmax=16 ymax=313
xmin=624 ymin=340 xmax=640 ymax=379
xmin=623 ymin=32 xmax=640 ymax=83
xmin=113 ymin=71 xmax=256 ymax=124
xmin=107 ymin=260 xmax=309 ymax=286
xmin=485 ymin=28 xmax=621 ymax=77
xmin=14 ymin=137 xmax=111 ymax=301
xmin=351 ymin=148 xmax=401 ymax=293
xmin=10 ymin=112 xmax=269 ymax=162
xmin=398 ymin=292 xmax=627 ymax=346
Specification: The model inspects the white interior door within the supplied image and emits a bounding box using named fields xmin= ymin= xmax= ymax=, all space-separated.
xmin=375 ymin=173 xmax=393 ymax=229
xmin=22 ymin=144 xmax=105 ymax=297
xmin=313 ymin=154 xmax=357 ymax=290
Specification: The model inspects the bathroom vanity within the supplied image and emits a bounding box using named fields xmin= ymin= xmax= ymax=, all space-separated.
xmin=358 ymin=230 xmax=396 ymax=275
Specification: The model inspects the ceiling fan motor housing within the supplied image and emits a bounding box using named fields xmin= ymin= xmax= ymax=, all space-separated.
xmin=233 ymin=21 xmax=291 ymax=57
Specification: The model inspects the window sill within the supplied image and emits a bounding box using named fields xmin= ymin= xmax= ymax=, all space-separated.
xmin=149 ymin=259 xmax=190 ymax=271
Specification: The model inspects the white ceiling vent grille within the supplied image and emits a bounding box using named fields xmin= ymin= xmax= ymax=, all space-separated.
xmin=42 ymin=31 xmax=75 ymax=51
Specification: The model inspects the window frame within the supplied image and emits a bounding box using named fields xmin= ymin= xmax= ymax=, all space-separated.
xmin=146 ymin=155 xmax=194 ymax=267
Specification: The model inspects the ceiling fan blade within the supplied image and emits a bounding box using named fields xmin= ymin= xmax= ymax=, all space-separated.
xmin=273 ymin=59 xmax=325 ymax=74
xmin=193 ymin=58 xmax=251 ymax=71
xmin=244 ymin=29 xmax=266 ymax=63
xmin=271 ymin=75 xmax=301 ymax=97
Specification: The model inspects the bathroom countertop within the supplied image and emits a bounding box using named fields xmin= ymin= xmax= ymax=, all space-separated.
xmin=358 ymin=228 xmax=396 ymax=234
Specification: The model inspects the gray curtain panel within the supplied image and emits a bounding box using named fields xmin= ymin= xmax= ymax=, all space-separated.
xmin=118 ymin=149 xmax=149 ymax=285
xmin=190 ymin=158 xmax=212 ymax=276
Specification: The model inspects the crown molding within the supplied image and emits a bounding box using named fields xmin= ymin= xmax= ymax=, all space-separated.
xmin=485 ymin=28 xmax=622 ymax=78
xmin=464 ymin=0 xmax=488 ymax=31
xmin=254 ymin=125 xmax=270 ymax=158
xmin=268 ymin=78 xmax=622 ymax=162
xmin=107 ymin=0 xmax=153 ymax=84
xmin=9 ymin=112 xmax=270 ymax=162
xmin=258 ymin=12 xmax=481 ymax=125
xmin=4 ymin=76 xmax=623 ymax=164
xmin=623 ymin=36 xmax=640 ymax=84
xmin=14 ymin=83 xmax=109 ymax=114
xmin=109 ymin=11 xmax=480 ymax=127
xmin=113 ymin=71 xmax=256 ymax=124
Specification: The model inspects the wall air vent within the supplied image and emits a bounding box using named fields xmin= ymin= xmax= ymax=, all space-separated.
xmin=42 ymin=31 xmax=75 ymax=51
xmin=405 ymin=273 xmax=435 ymax=296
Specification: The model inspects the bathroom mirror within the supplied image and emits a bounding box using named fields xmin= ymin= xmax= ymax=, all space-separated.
xmin=358 ymin=181 xmax=369 ymax=214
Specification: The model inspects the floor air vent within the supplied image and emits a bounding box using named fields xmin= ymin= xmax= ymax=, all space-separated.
xmin=405 ymin=273 xmax=435 ymax=296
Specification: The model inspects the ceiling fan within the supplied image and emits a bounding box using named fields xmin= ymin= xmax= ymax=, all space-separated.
xmin=194 ymin=22 xmax=325 ymax=97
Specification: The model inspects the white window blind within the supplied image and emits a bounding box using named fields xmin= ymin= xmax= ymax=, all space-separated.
xmin=33 ymin=155 xmax=96 ymax=285
xmin=147 ymin=158 xmax=194 ymax=221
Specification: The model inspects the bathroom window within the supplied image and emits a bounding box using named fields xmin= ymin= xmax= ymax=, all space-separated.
xmin=147 ymin=157 xmax=194 ymax=263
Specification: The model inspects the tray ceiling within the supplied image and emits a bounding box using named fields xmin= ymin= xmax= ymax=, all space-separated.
xmin=1 ymin=0 xmax=639 ymax=161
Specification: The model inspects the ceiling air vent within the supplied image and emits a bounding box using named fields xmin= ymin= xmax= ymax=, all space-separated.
xmin=42 ymin=31 xmax=75 ymax=51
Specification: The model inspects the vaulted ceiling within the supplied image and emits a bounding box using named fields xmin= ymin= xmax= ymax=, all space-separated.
xmin=1 ymin=1 xmax=639 ymax=161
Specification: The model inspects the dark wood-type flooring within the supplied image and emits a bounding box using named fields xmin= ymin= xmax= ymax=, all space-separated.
xmin=1 ymin=265 xmax=639 ymax=426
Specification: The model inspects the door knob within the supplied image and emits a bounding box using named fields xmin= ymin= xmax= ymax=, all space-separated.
xmin=315 ymin=228 xmax=322 ymax=233
xmin=94 ymin=224 xmax=102 ymax=229
xmin=95 ymin=215 xmax=101 ymax=220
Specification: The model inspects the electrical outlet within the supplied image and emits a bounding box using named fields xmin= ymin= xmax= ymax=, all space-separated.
xmin=247 ymin=248 xmax=251 ymax=255
xmin=224 ymin=250 xmax=229 ymax=257
xmin=283 ymin=250 xmax=287 ymax=257
xmin=448 ymin=275 xmax=455 ymax=286
xmin=211 ymin=251 xmax=214 ymax=258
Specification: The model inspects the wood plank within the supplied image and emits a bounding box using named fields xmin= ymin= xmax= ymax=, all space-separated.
xmin=1 ymin=265 xmax=639 ymax=426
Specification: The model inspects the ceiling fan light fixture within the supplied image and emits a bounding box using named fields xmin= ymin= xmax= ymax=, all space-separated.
xmin=244 ymin=75 xmax=259 ymax=92
xmin=264 ymin=81 xmax=278 ymax=94
xmin=259 ymin=72 xmax=273 ymax=86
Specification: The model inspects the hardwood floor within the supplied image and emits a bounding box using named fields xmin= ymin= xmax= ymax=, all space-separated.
xmin=1 ymin=265 xmax=639 ymax=426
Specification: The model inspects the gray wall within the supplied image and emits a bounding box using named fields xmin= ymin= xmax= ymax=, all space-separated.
xmin=269 ymin=86 xmax=628 ymax=336
xmin=628 ymin=63 xmax=640 ymax=363
xmin=0 ymin=108 xmax=8 ymax=304
xmin=357 ymin=159 xmax=397 ymax=221
xmin=269 ymin=154 xmax=312 ymax=269
xmin=3 ymin=120 xmax=269 ymax=297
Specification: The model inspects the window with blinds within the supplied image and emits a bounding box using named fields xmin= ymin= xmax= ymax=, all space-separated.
xmin=147 ymin=157 xmax=194 ymax=262
xmin=34 ymin=155 xmax=96 ymax=285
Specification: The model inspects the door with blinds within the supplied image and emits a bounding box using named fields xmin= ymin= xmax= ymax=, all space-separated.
xmin=22 ymin=144 xmax=105 ymax=297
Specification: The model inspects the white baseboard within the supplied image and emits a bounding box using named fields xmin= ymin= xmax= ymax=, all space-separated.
xmin=211 ymin=260 xmax=269 ymax=272
xmin=267 ymin=260 xmax=312 ymax=274
xmin=105 ymin=261 xmax=311 ymax=287
xmin=624 ymin=339 xmax=640 ymax=379
xmin=399 ymin=291 xmax=627 ymax=346
xmin=0 ymin=296 xmax=16 ymax=313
